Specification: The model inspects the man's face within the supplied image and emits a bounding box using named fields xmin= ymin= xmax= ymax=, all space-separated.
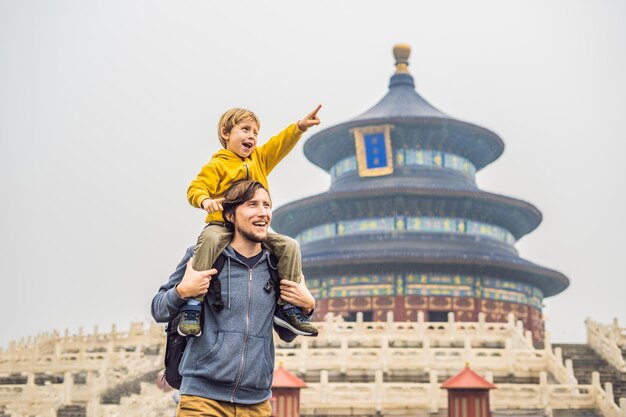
xmin=230 ymin=188 xmax=272 ymax=243
xmin=223 ymin=118 xmax=258 ymax=158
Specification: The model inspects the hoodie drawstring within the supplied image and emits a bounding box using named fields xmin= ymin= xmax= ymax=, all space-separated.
xmin=227 ymin=257 xmax=231 ymax=309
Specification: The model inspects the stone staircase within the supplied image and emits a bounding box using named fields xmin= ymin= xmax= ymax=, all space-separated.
xmin=0 ymin=374 xmax=26 ymax=385
xmin=35 ymin=373 xmax=64 ymax=385
xmin=553 ymin=410 xmax=602 ymax=417
xmin=555 ymin=343 xmax=626 ymax=403
xmin=99 ymin=370 xmax=159 ymax=405
xmin=56 ymin=404 xmax=86 ymax=417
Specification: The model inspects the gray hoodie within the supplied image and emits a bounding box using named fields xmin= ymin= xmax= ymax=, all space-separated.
xmin=151 ymin=246 xmax=278 ymax=404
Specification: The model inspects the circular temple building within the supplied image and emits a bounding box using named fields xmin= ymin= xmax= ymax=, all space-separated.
xmin=272 ymin=45 xmax=568 ymax=341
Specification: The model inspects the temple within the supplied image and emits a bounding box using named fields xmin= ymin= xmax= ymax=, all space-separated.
xmin=272 ymin=44 xmax=568 ymax=341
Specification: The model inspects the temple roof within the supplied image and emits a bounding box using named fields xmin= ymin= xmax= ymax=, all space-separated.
xmin=303 ymin=44 xmax=505 ymax=171
xmin=272 ymin=363 xmax=306 ymax=388
xmin=441 ymin=365 xmax=496 ymax=390
xmin=352 ymin=72 xmax=447 ymax=121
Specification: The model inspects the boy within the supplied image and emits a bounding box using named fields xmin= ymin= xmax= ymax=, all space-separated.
xmin=180 ymin=105 xmax=322 ymax=337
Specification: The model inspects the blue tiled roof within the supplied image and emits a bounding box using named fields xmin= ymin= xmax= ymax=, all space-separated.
xmin=352 ymin=73 xmax=448 ymax=121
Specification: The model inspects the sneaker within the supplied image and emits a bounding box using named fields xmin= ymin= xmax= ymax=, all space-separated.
xmin=177 ymin=304 xmax=202 ymax=337
xmin=273 ymin=323 xmax=298 ymax=343
xmin=273 ymin=305 xmax=318 ymax=337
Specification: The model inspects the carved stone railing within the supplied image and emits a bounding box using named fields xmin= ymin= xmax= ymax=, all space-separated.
xmin=277 ymin=315 xmax=575 ymax=384
xmin=0 ymin=357 xmax=161 ymax=417
xmin=297 ymin=370 xmax=625 ymax=417
xmin=0 ymin=322 xmax=169 ymax=417
xmin=1 ymin=313 xmax=533 ymax=378
xmin=0 ymin=322 xmax=165 ymax=375
xmin=591 ymin=372 xmax=626 ymax=417
xmin=1 ymin=313 xmax=532 ymax=371
xmin=298 ymin=369 xmax=598 ymax=415
xmin=4 ymin=372 xmax=621 ymax=417
xmin=543 ymin=332 xmax=578 ymax=385
xmin=586 ymin=318 xmax=626 ymax=372
xmin=278 ymin=342 xmax=552 ymax=379
xmin=289 ymin=311 xmax=532 ymax=350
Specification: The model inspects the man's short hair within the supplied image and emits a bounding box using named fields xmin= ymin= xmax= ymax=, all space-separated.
xmin=217 ymin=108 xmax=261 ymax=148
xmin=222 ymin=180 xmax=270 ymax=230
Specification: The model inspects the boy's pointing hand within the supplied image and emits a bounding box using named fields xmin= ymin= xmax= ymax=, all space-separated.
xmin=297 ymin=104 xmax=322 ymax=132
xmin=202 ymin=197 xmax=225 ymax=214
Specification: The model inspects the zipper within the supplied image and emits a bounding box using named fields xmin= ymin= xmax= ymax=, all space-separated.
xmin=231 ymin=267 xmax=253 ymax=402
xmin=244 ymin=163 xmax=249 ymax=180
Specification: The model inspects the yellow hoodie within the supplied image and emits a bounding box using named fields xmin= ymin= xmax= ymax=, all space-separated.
xmin=187 ymin=123 xmax=304 ymax=223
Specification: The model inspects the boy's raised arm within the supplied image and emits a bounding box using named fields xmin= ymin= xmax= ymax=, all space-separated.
xmin=260 ymin=105 xmax=323 ymax=173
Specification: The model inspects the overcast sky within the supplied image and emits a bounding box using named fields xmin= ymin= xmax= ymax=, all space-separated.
xmin=1 ymin=1 xmax=625 ymax=348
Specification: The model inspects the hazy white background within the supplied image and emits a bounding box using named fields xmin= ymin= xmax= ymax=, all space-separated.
xmin=1 ymin=1 xmax=624 ymax=348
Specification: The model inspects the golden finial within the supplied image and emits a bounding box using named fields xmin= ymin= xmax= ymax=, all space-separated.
xmin=393 ymin=43 xmax=411 ymax=74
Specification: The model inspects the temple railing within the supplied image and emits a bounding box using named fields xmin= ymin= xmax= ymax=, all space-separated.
xmin=297 ymin=370 xmax=624 ymax=417
xmin=591 ymin=372 xmax=625 ymax=417
xmin=0 ymin=323 xmax=164 ymax=374
xmin=1 ymin=370 xmax=620 ymax=417
xmin=278 ymin=342 xmax=557 ymax=379
xmin=586 ymin=318 xmax=626 ymax=372
xmin=294 ymin=311 xmax=533 ymax=350
xmin=543 ymin=332 xmax=578 ymax=385
xmin=277 ymin=313 xmax=576 ymax=385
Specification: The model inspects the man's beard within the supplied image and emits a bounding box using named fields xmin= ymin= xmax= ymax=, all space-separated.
xmin=235 ymin=223 xmax=268 ymax=243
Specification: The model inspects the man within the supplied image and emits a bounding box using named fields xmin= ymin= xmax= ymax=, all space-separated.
xmin=151 ymin=180 xmax=315 ymax=416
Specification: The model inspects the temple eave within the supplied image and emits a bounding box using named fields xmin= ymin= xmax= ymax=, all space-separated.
xmin=301 ymin=252 xmax=568 ymax=297
xmin=303 ymin=117 xmax=504 ymax=171
xmin=273 ymin=188 xmax=542 ymax=239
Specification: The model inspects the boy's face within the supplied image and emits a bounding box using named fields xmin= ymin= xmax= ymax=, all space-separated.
xmin=223 ymin=118 xmax=259 ymax=158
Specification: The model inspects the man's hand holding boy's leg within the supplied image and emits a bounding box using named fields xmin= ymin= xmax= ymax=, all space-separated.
xmin=176 ymin=260 xmax=216 ymax=300
xmin=176 ymin=261 xmax=218 ymax=337
xmin=279 ymin=277 xmax=315 ymax=316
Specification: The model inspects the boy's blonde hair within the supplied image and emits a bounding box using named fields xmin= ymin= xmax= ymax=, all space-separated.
xmin=217 ymin=108 xmax=261 ymax=148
